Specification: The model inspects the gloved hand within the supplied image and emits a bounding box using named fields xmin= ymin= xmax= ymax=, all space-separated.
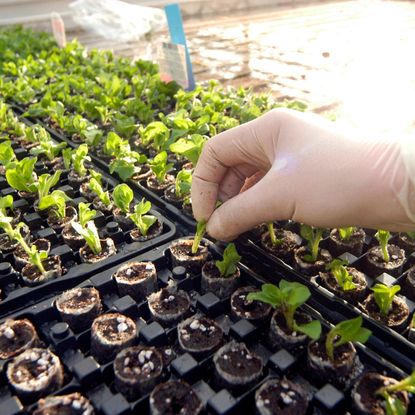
xmin=191 ymin=108 xmax=415 ymax=241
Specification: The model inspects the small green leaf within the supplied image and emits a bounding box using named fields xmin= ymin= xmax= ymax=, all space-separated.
xmin=215 ymin=243 xmax=241 ymax=277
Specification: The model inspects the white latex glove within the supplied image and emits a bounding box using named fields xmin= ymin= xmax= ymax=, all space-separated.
xmin=191 ymin=108 xmax=415 ymax=241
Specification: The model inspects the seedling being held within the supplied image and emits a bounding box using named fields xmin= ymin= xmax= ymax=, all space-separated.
xmin=128 ymin=199 xmax=157 ymax=236
xmin=300 ymin=224 xmax=324 ymax=263
xmin=72 ymin=221 xmax=102 ymax=255
xmin=326 ymin=259 xmax=356 ymax=291
xmin=191 ymin=219 xmax=207 ymax=255
xmin=175 ymin=169 xmax=192 ymax=199
xmin=38 ymin=190 xmax=70 ymax=219
xmin=371 ymin=283 xmax=401 ymax=317
xmin=325 ymin=316 xmax=371 ymax=362
xmin=112 ymin=184 xmax=134 ymax=214
xmin=376 ymin=369 xmax=415 ymax=415
xmin=6 ymin=157 xmax=37 ymax=193
xmin=338 ymin=227 xmax=356 ymax=241
xmin=375 ymin=230 xmax=391 ymax=262
xmin=89 ymin=178 xmax=111 ymax=206
xmin=148 ymin=151 xmax=173 ymax=184
xmin=215 ymin=243 xmax=241 ymax=278
xmin=78 ymin=202 xmax=97 ymax=228
xmin=247 ymin=280 xmax=322 ymax=340
xmin=267 ymin=222 xmax=283 ymax=246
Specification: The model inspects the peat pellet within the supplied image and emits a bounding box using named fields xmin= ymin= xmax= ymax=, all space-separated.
xmin=0 ymin=319 xmax=40 ymax=359
xmin=79 ymin=238 xmax=116 ymax=264
xmin=230 ymin=286 xmax=272 ymax=322
xmin=113 ymin=261 xmax=157 ymax=303
xmin=149 ymin=380 xmax=203 ymax=415
xmin=61 ymin=224 xmax=84 ymax=251
xmin=293 ymin=246 xmax=332 ymax=276
xmin=21 ymin=255 xmax=62 ymax=286
xmin=0 ymin=223 xmax=30 ymax=254
xmin=261 ymin=229 xmax=301 ymax=262
xmin=130 ymin=219 xmax=163 ymax=242
xmin=328 ymin=228 xmax=366 ymax=257
xmin=255 ymin=378 xmax=309 ymax=415
xmin=33 ymin=392 xmax=95 ymax=415
xmin=90 ymin=313 xmax=137 ymax=363
xmin=114 ymin=346 xmax=163 ymax=400
xmin=404 ymin=267 xmax=415 ymax=300
xmin=55 ymin=287 xmax=103 ymax=332
xmin=148 ymin=281 xmax=191 ymax=326
xmin=201 ymin=260 xmax=240 ymax=299
xmin=397 ymin=232 xmax=415 ymax=255
xmin=213 ymin=341 xmax=263 ymax=391
xmin=351 ymin=372 xmax=409 ymax=415
xmin=6 ymin=348 xmax=64 ymax=400
xmin=13 ymin=238 xmax=51 ymax=271
xmin=46 ymin=205 xmax=78 ymax=230
xmin=113 ymin=208 xmax=135 ymax=231
xmin=365 ymin=245 xmax=405 ymax=278
xmin=169 ymin=239 xmax=210 ymax=275
xmin=178 ymin=315 xmax=223 ymax=357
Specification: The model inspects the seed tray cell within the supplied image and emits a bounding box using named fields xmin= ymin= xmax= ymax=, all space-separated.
xmin=0 ymin=238 xmax=412 ymax=415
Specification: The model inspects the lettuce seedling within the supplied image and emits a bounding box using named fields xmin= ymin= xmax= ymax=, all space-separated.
xmin=0 ymin=141 xmax=16 ymax=169
xmin=325 ymin=316 xmax=371 ymax=361
xmin=0 ymin=195 xmax=13 ymax=216
xmin=72 ymin=144 xmax=90 ymax=177
xmin=0 ymin=214 xmax=17 ymax=241
xmin=338 ymin=227 xmax=356 ymax=241
xmin=128 ymin=199 xmax=157 ymax=236
xmin=247 ymin=280 xmax=322 ymax=339
xmin=62 ymin=148 xmax=73 ymax=170
xmin=112 ymin=184 xmax=134 ymax=214
xmin=140 ymin=121 xmax=170 ymax=151
xmin=326 ymin=259 xmax=356 ymax=291
xmin=35 ymin=171 xmax=61 ymax=204
xmin=6 ymin=157 xmax=37 ymax=193
xmin=148 ymin=151 xmax=173 ymax=183
xmin=371 ymin=283 xmax=401 ymax=317
xmin=300 ymin=224 xmax=324 ymax=263
xmin=109 ymin=151 xmax=147 ymax=181
xmin=72 ymin=220 xmax=102 ymax=255
xmin=103 ymin=132 xmax=130 ymax=157
xmin=30 ymin=134 xmax=67 ymax=161
xmin=191 ymin=219 xmax=207 ymax=254
xmin=215 ymin=243 xmax=241 ymax=277
xmin=38 ymin=190 xmax=70 ymax=219
xmin=376 ymin=369 xmax=415 ymax=415
xmin=175 ymin=169 xmax=192 ymax=199
xmin=267 ymin=222 xmax=283 ymax=246
xmin=89 ymin=178 xmax=111 ymax=206
xmin=375 ymin=230 xmax=391 ymax=262
xmin=78 ymin=202 xmax=96 ymax=228
xmin=169 ymin=134 xmax=206 ymax=165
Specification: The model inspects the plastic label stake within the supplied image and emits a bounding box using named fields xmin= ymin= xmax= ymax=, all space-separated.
xmin=158 ymin=42 xmax=189 ymax=88
xmin=51 ymin=12 xmax=67 ymax=48
xmin=164 ymin=3 xmax=195 ymax=90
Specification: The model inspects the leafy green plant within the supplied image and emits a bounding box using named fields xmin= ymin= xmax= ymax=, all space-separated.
xmin=72 ymin=220 xmax=102 ymax=255
xmin=62 ymin=148 xmax=73 ymax=170
xmin=78 ymin=202 xmax=96 ymax=228
xmin=0 ymin=214 xmax=18 ymax=241
xmin=215 ymin=243 xmax=241 ymax=277
xmin=191 ymin=219 xmax=207 ymax=254
xmin=0 ymin=195 xmax=13 ymax=216
xmin=300 ymin=224 xmax=324 ymax=262
xmin=128 ymin=199 xmax=157 ymax=236
xmin=169 ymin=134 xmax=206 ymax=165
xmin=6 ymin=157 xmax=37 ymax=193
xmin=371 ymin=283 xmax=401 ymax=317
xmin=148 ymin=151 xmax=173 ymax=183
xmin=267 ymin=222 xmax=282 ymax=246
xmin=38 ymin=190 xmax=70 ymax=219
xmin=89 ymin=178 xmax=111 ymax=206
xmin=375 ymin=230 xmax=391 ymax=262
xmin=376 ymin=369 xmax=415 ymax=415
xmin=35 ymin=171 xmax=61 ymax=204
xmin=247 ymin=280 xmax=321 ymax=339
xmin=175 ymin=169 xmax=192 ymax=198
xmin=139 ymin=121 xmax=170 ymax=151
xmin=72 ymin=144 xmax=90 ymax=177
xmin=112 ymin=183 xmax=133 ymax=214
xmin=0 ymin=141 xmax=16 ymax=169
xmin=30 ymin=133 xmax=67 ymax=161
xmin=326 ymin=259 xmax=356 ymax=291
xmin=325 ymin=316 xmax=371 ymax=361
xmin=338 ymin=227 xmax=356 ymax=241
xmin=406 ymin=231 xmax=415 ymax=241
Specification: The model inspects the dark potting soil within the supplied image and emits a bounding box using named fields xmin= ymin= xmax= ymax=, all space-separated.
xmin=80 ymin=239 xmax=116 ymax=262
xmin=261 ymin=229 xmax=301 ymax=259
xmin=92 ymin=314 xmax=136 ymax=342
xmin=308 ymin=337 xmax=355 ymax=367
xmin=366 ymin=245 xmax=405 ymax=273
xmin=329 ymin=228 xmax=365 ymax=256
xmin=0 ymin=319 xmax=39 ymax=359
xmin=115 ymin=262 xmax=155 ymax=282
xmin=150 ymin=288 xmax=189 ymax=315
xmin=22 ymin=256 xmax=62 ymax=283
xmin=362 ymin=294 xmax=409 ymax=328
xmin=404 ymin=269 xmax=415 ymax=300
xmin=47 ymin=206 xmax=77 ymax=229
xmin=33 ymin=392 xmax=94 ymax=415
xmin=15 ymin=239 xmax=50 ymax=261
xmin=170 ymin=240 xmax=208 ymax=262
xmin=352 ymin=372 xmax=409 ymax=415
xmin=272 ymin=310 xmax=311 ymax=336
xmin=179 ymin=316 xmax=223 ymax=352
xmin=294 ymin=246 xmax=332 ymax=275
xmin=256 ymin=378 xmax=308 ymax=415
xmin=130 ymin=219 xmax=162 ymax=241
xmin=231 ymin=286 xmax=272 ymax=321
xmin=150 ymin=380 xmax=202 ymax=415
xmin=56 ymin=287 xmax=102 ymax=314
xmin=164 ymin=185 xmax=183 ymax=206
xmin=146 ymin=174 xmax=175 ymax=194
xmin=397 ymin=233 xmax=415 ymax=254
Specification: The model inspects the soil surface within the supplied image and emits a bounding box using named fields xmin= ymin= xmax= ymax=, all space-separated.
xmin=261 ymin=229 xmax=301 ymax=259
xmin=130 ymin=219 xmax=162 ymax=241
xmin=56 ymin=287 xmax=101 ymax=313
xmin=92 ymin=313 xmax=136 ymax=343
xmin=0 ymin=319 xmax=38 ymax=359
xmin=329 ymin=228 xmax=365 ymax=256
xmin=115 ymin=262 xmax=155 ymax=283
xmin=33 ymin=393 xmax=94 ymax=415
xmin=179 ymin=316 xmax=223 ymax=352
xmin=231 ymin=286 xmax=272 ymax=321
xmin=150 ymin=288 xmax=190 ymax=315
xmin=366 ymin=245 xmax=405 ymax=275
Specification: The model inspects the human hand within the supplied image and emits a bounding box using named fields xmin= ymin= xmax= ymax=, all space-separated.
xmin=191 ymin=108 xmax=415 ymax=241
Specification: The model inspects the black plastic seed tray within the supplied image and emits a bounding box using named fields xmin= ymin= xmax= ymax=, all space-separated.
xmin=0 ymin=237 xmax=412 ymax=415
xmin=237 ymin=223 xmax=415 ymax=371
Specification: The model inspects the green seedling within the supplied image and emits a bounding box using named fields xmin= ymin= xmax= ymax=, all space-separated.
xmin=148 ymin=151 xmax=173 ymax=183
xmin=338 ymin=227 xmax=356 ymax=241
xmin=35 ymin=171 xmax=61 ymax=204
xmin=326 ymin=259 xmax=356 ymax=291
xmin=215 ymin=243 xmax=241 ymax=277
xmin=0 ymin=195 xmax=13 ymax=216
xmin=6 ymin=157 xmax=37 ymax=193
xmin=169 ymin=134 xmax=206 ymax=165
xmin=175 ymin=169 xmax=192 ymax=199
xmin=375 ymin=230 xmax=391 ymax=262
xmin=38 ymin=190 xmax=71 ymax=219
xmin=78 ymin=203 xmax=97 ymax=228
xmin=128 ymin=199 xmax=157 ymax=237
xmin=112 ymin=183 xmax=134 ymax=214
xmin=72 ymin=220 xmax=102 ymax=255
xmin=191 ymin=219 xmax=207 ymax=255
xmin=300 ymin=224 xmax=324 ymax=263
xmin=325 ymin=316 xmax=371 ymax=362
xmin=30 ymin=133 xmax=67 ymax=161
xmin=0 ymin=141 xmax=16 ymax=169
xmin=371 ymin=283 xmax=401 ymax=317
xmin=405 ymin=231 xmax=415 ymax=241
xmin=72 ymin=144 xmax=90 ymax=177
xmin=267 ymin=222 xmax=283 ymax=246
xmin=376 ymin=369 xmax=415 ymax=415
xmin=89 ymin=178 xmax=111 ymax=206
xmin=247 ymin=280 xmax=322 ymax=339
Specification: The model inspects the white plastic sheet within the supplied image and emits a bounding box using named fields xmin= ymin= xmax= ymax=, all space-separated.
xmin=69 ymin=0 xmax=166 ymax=42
